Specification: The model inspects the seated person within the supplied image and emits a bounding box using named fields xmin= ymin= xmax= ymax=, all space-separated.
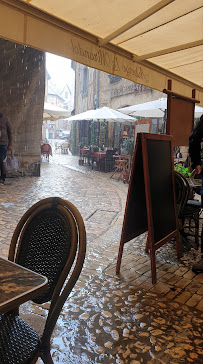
xmin=189 ymin=114 xmax=203 ymax=273
xmin=120 ymin=145 xmax=127 ymax=155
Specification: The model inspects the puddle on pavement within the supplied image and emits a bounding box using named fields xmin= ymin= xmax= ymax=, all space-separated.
xmin=4 ymin=156 xmax=203 ymax=363
xmin=22 ymin=274 xmax=202 ymax=363
xmin=128 ymin=233 xmax=201 ymax=266
xmin=0 ymin=202 xmax=15 ymax=208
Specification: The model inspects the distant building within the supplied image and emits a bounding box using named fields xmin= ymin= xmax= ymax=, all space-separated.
xmin=43 ymin=68 xmax=73 ymax=140
xmin=47 ymin=85 xmax=65 ymax=106
xmin=60 ymin=83 xmax=73 ymax=111
xmin=71 ymin=62 xmax=165 ymax=154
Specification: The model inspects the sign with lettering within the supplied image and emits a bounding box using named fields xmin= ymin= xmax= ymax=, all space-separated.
xmin=69 ymin=38 xmax=150 ymax=86
xmin=0 ymin=1 xmax=202 ymax=103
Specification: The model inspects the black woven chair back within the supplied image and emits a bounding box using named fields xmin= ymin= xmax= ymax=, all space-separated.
xmin=17 ymin=208 xmax=72 ymax=304
xmin=3 ymin=197 xmax=86 ymax=363
xmin=105 ymin=149 xmax=115 ymax=160
xmin=9 ymin=198 xmax=80 ymax=305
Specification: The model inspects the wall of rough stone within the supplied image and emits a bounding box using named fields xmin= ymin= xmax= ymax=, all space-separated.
xmin=0 ymin=39 xmax=45 ymax=176
xmin=100 ymin=73 xmax=164 ymax=110
xmin=73 ymin=62 xmax=165 ymax=114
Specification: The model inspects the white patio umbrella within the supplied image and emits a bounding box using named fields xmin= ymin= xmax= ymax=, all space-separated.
xmin=43 ymin=102 xmax=71 ymax=120
xmin=195 ymin=105 xmax=203 ymax=118
xmin=65 ymin=106 xmax=136 ymax=123
xmin=66 ymin=106 xmax=136 ymax=150
xmin=118 ymin=98 xmax=167 ymax=114
xmin=129 ymin=109 xmax=164 ymax=118
xmin=118 ymin=98 xmax=203 ymax=119
xmin=43 ymin=112 xmax=58 ymax=121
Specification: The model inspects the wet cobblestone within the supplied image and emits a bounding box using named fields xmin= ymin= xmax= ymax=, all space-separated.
xmin=0 ymin=151 xmax=203 ymax=363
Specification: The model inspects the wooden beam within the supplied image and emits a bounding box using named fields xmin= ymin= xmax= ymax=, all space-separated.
xmin=163 ymin=88 xmax=200 ymax=103
xmin=98 ymin=0 xmax=174 ymax=47
xmin=133 ymin=40 xmax=203 ymax=62
xmin=0 ymin=0 xmax=202 ymax=97
xmin=117 ymin=6 xmax=202 ymax=46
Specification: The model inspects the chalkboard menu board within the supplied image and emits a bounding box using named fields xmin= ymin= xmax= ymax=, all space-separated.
xmin=116 ymin=133 xmax=180 ymax=284
xmin=121 ymin=134 xmax=147 ymax=244
xmin=146 ymin=138 xmax=176 ymax=243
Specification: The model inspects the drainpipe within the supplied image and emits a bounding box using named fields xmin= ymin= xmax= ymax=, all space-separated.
xmin=73 ymin=64 xmax=77 ymax=114
xmin=96 ymin=70 xmax=100 ymax=108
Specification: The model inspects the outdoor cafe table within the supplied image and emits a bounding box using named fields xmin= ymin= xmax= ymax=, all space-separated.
xmin=0 ymin=257 xmax=48 ymax=315
xmin=91 ymin=152 xmax=106 ymax=159
xmin=187 ymin=177 xmax=202 ymax=200
xmin=188 ymin=178 xmax=202 ymax=188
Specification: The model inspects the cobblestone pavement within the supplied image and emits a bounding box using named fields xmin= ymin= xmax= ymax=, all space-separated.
xmin=0 ymin=151 xmax=203 ymax=363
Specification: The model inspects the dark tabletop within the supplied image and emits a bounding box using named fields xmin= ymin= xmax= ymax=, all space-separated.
xmin=0 ymin=257 xmax=48 ymax=314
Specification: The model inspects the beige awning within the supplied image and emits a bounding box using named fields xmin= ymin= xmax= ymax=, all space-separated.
xmin=0 ymin=0 xmax=202 ymax=104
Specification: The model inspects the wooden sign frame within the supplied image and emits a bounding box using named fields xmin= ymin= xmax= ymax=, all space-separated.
xmin=163 ymin=81 xmax=199 ymax=146
xmin=116 ymin=132 xmax=181 ymax=284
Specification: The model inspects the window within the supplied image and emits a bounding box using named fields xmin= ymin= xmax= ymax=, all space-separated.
xmin=108 ymin=74 xmax=122 ymax=84
xmin=83 ymin=67 xmax=88 ymax=95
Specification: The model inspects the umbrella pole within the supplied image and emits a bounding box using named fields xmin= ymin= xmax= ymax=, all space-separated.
xmin=99 ymin=120 xmax=101 ymax=148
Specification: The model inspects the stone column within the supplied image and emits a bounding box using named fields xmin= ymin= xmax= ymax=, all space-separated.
xmin=0 ymin=39 xmax=45 ymax=176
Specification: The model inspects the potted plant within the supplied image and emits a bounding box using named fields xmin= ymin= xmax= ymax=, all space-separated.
xmin=174 ymin=163 xmax=191 ymax=178
xmin=122 ymin=138 xmax=134 ymax=157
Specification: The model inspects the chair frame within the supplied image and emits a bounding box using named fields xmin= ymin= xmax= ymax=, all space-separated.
xmin=110 ymin=155 xmax=130 ymax=181
xmin=7 ymin=197 xmax=86 ymax=364
xmin=175 ymin=171 xmax=201 ymax=248
xmin=61 ymin=142 xmax=69 ymax=154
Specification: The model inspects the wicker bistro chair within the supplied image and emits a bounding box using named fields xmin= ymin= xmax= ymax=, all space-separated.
xmin=100 ymin=149 xmax=116 ymax=172
xmin=174 ymin=171 xmax=201 ymax=248
xmin=41 ymin=144 xmax=52 ymax=162
xmin=0 ymin=197 xmax=86 ymax=364
xmin=89 ymin=145 xmax=99 ymax=169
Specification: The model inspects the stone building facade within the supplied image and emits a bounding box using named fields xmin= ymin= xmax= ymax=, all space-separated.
xmin=0 ymin=39 xmax=45 ymax=176
xmin=72 ymin=62 xmax=164 ymax=154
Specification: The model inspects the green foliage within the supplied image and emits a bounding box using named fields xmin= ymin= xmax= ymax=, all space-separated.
xmin=90 ymin=122 xmax=97 ymax=146
xmin=100 ymin=121 xmax=108 ymax=148
xmin=174 ymin=163 xmax=191 ymax=178
xmin=78 ymin=137 xmax=88 ymax=149
xmin=122 ymin=138 xmax=134 ymax=156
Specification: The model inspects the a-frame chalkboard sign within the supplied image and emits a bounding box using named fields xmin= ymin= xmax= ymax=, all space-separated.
xmin=116 ymin=133 xmax=181 ymax=284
